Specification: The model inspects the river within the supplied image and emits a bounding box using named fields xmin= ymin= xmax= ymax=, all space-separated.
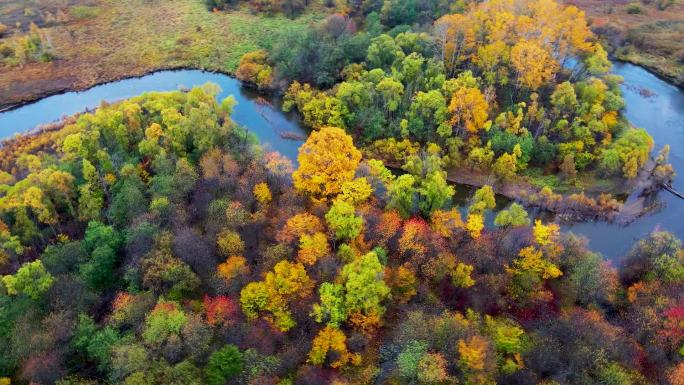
xmin=0 ymin=64 xmax=681 ymax=260
xmin=0 ymin=70 xmax=308 ymax=161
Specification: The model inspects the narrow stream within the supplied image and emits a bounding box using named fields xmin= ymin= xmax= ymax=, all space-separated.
xmin=0 ymin=63 xmax=681 ymax=260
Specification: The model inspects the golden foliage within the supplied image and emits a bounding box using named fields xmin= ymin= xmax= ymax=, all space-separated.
xmin=430 ymin=208 xmax=464 ymax=238
xmin=458 ymin=335 xmax=489 ymax=371
xmin=293 ymin=127 xmax=362 ymax=201
xmin=217 ymin=256 xmax=249 ymax=282
xmin=297 ymin=232 xmax=330 ymax=265
xmin=308 ymin=326 xmax=362 ymax=368
xmin=253 ymin=182 xmax=272 ymax=206
xmin=449 ymin=87 xmax=490 ymax=134
xmin=466 ymin=213 xmax=485 ymax=239
xmin=276 ymin=213 xmax=324 ymax=243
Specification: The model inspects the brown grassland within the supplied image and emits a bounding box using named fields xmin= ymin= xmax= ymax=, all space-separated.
xmin=0 ymin=0 xmax=322 ymax=109
xmin=565 ymin=0 xmax=684 ymax=86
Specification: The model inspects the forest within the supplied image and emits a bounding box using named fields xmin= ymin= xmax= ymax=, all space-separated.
xmin=0 ymin=1 xmax=683 ymax=385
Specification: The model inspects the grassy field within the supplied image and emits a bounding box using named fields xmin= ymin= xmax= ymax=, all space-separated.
xmin=0 ymin=0 xmax=323 ymax=108
xmin=565 ymin=0 xmax=684 ymax=86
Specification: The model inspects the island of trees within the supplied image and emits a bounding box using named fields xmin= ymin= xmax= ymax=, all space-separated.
xmin=235 ymin=0 xmax=673 ymax=221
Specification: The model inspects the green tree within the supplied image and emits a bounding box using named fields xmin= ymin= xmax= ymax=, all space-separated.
xmin=417 ymin=171 xmax=454 ymax=215
xmin=469 ymin=185 xmax=496 ymax=215
xmin=311 ymin=282 xmax=348 ymax=327
xmin=73 ymin=314 xmax=120 ymax=372
xmin=340 ymin=250 xmax=390 ymax=322
xmin=1 ymin=260 xmax=53 ymax=300
xmin=206 ymin=345 xmax=244 ymax=385
xmin=397 ymin=340 xmax=428 ymax=380
xmin=387 ymin=174 xmax=416 ymax=218
xmin=366 ymin=34 xmax=405 ymax=70
xmin=494 ymin=203 xmax=530 ymax=228
xmin=325 ymin=200 xmax=363 ymax=241
xmin=80 ymin=221 xmax=122 ymax=290
xmin=142 ymin=300 xmax=187 ymax=346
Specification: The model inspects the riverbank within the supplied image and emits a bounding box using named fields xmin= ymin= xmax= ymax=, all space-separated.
xmin=382 ymin=158 xmax=666 ymax=225
xmin=0 ymin=0 xmax=322 ymax=109
xmin=564 ymin=0 xmax=684 ymax=89
xmin=0 ymin=65 xmax=232 ymax=112
xmin=614 ymin=52 xmax=684 ymax=89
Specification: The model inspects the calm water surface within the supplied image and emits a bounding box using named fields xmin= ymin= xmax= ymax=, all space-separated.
xmin=0 ymin=70 xmax=307 ymax=160
xmin=562 ymin=62 xmax=684 ymax=258
xmin=0 ymin=64 xmax=682 ymax=259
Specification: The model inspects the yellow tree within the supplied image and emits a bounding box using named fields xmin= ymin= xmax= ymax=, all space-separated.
xmin=253 ymin=182 xmax=272 ymax=206
xmin=217 ymin=256 xmax=249 ymax=283
xmin=510 ymin=40 xmax=558 ymax=90
xmin=293 ymin=127 xmax=362 ymax=201
xmin=240 ymin=260 xmax=314 ymax=331
xmin=276 ymin=213 xmax=325 ymax=243
xmin=308 ymin=326 xmax=361 ymax=368
xmin=465 ymin=213 xmax=485 ymax=239
xmin=448 ymin=87 xmax=490 ymax=136
xmin=434 ymin=13 xmax=476 ymax=77
xmin=297 ymin=232 xmax=330 ymax=265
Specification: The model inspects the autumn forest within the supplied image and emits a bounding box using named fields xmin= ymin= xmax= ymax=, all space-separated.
xmin=0 ymin=1 xmax=683 ymax=385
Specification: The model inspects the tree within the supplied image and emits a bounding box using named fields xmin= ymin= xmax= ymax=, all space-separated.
xmin=507 ymin=246 xmax=562 ymax=302
xmin=452 ymin=262 xmax=476 ymax=288
xmin=465 ymin=213 xmax=484 ymax=239
xmin=430 ymin=209 xmax=464 ymax=237
xmin=240 ymin=260 xmax=313 ymax=331
xmin=533 ymin=219 xmax=560 ymax=248
xmin=325 ymin=200 xmax=363 ymax=241
xmin=494 ymin=203 xmax=530 ymax=228
xmin=386 ymin=264 xmax=418 ymax=303
xmin=203 ymin=295 xmax=237 ymax=327
xmin=397 ymin=340 xmax=428 ymax=380
xmin=366 ymin=34 xmax=404 ymax=70
xmin=338 ymin=178 xmax=373 ymax=205
xmin=387 ymin=174 xmax=417 ymax=219
xmin=308 ymin=326 xmax=361 ymax=368
xmin=417 ymin=171 xmax=454 ymax=216
xmin=297 ymin=232 xmax=330 ymax=265
xmin=493 ymin=152 xmax=517 ymax=181
xmin=311 ymin=282 xmax=348 ymax=328
xmin=217 ymin=256 xmax=249 ymax=283
xmin=560 ymin=154 xmax=577 ymax=180
xmin=216 ymin=230 xmax=245 ymax=257
xmin=253 ymin=182 xmax=272 ymax=206
xmin=293 ymin=127 xmax=362 ymax=200
xmin=142 ymin=300 xmax=187 ymax=346
xmin=236 ymin=50 xmax=274 ymax=89
xmin=340 ymin=250 xmax=390 ymax=327
xmin=448 ymin=87 xmax=490 ymax=135
xmin=142 ymin=235 xmax=201 ymax=300
xmin=2 ymin=260 xmax=53 ymax=300
xmin=407 ymin=90 xmax=450 ymax=141
xmin=277 ymin=213 xmax=325 ymax=243
xmin=417 ymin=352 xmax=449 ymax=384
xmin=469 ymin=185 xmax=496 ymax=215
xmin=206 ymin=345 xmax=244 ymax=385
xmin=458 ymin=335 xmax=489 ymax=372
xmin=551 ymin=81 xmax=578 ymax=115
xmin=510 ymin=40 xmax=558 ymax=90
